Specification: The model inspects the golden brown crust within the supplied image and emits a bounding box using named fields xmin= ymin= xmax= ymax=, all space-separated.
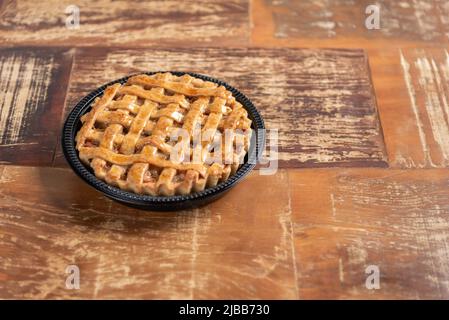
xmin=75 ymin=72 xmax=252 ymax=196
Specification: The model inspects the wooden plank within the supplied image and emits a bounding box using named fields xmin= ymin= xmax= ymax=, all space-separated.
xmin=54 ymin=47 xmax=387 ymax=168
xmin=290 ymin=168 xmax=449 ymax=299
xmin=371 ymin=48 xmax=449 ymax=168
xmin=0 ymin=166 xmax=297 ymax=299
xmin=0 ymin=47 xmax=73 ymax=166
xmin=252 ymin=0 xmax=449 ymax=48
xmin=0 ymin=0 xmax=249 ymax=47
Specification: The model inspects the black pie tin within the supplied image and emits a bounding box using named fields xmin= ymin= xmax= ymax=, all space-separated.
xmin=62 ymin=71 xmax=265 ymax=211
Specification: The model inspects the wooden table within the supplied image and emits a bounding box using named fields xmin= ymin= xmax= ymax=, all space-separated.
xmin=1 ymin=0 xmax=449 ymax=299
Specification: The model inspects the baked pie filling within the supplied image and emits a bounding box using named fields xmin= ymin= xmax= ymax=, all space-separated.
xmin=75 ymin=73 xmax=252 ymax=196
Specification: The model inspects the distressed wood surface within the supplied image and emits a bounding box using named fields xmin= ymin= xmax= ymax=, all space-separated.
xmin=3 ymin=0 xmax=449 ymax=300
xmin=3 ymin=166 xmax=449 ymax=299
xmin=0 ymin=47 xmax=72 ymax=166
xmin=0 ymin=0 xmax=249 ymax=47
xmin=53 ymin=47 xmax=387 ymax=168
xmin=252 ymin=0 xmax=449 ymax=48
xmin=0 ymin=166 xmax=297 ymax=299
xmin=290 ymin=168 xmax=449 ymax=299
xmin=371 ymin=48 xmax=449 ymax=168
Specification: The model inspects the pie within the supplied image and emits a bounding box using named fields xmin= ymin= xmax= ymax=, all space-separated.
xmin=75 ymin=72 xmax=252 ymax=196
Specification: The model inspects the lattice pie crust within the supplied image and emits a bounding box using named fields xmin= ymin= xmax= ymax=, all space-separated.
xmin=76 ymin=73 xmax=252 ymax=196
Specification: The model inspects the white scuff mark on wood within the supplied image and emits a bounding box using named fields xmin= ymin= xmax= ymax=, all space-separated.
xmin=411 ymin=210 xmax=448 ymax=296
xmin=271 ymin=0 xmax=448 ymax=41
xmin=8 ymin=57 xmax=35 ymax=144
xmin=400 ymin=48 xmax=449 ymax=167
xmin=338 ymin=258 xmax=344 ymax=283
xmin=330 ymin=193 xmax=337 ymax=217
xmin=183 ymin=207 xmax=215 ymax=298
xmin=0 ymin=0 xmax=249 ymax=44
xmin=0 ymin=53 xmax=54 ymax=144
xmin=234 ymin=172 xmax=296 ymax=295
xmin=399 ymin=50 xmax=436 ymax=167
xmin=398 ymin=1 xmax=411 ymax=9
xmin=394 ymin=151 xmax=417 ymax=168
xmin=105 ymin=199 xmax=113 ymax=214
xmin=310 ymin=21 xmax=336 ymax=37
xmin=252 ymin=171 xmax=299 ymax=297
xmin=189 ymin=208 xmax=200 ymax=299
xmin=284 ymin=177 xmax=300 ymax=299
xmin=99 ymin=219 xmax=125 ymax=231
xmin=415 ymin=56 xmax=449 ymax=164
xmin=0 ymin=142 xmax=38 ymax=147
xmin=347 ymin=241 xmax=368 ymax=266
xmin=0 ymin=55 xmax=20 ymax=143
xmin=411 ymin=0 xmax=438 ymax=41
xmin=93 ymin=254 xmax=104 ymax=298
xmin=375 ymin=0 xmax=443 ymax=40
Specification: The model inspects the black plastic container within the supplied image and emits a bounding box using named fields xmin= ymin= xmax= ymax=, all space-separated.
xmin=62 ymin=72 xmax=265 ymax=211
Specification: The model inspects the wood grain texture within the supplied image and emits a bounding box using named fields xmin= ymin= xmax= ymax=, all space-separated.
xmin=291 ymin=168 xmax=449 ymax=299
xmin=54 ymin=47 xmax=387 ymax=168
xmin=371 ymin=48 xmax=449 ymax=168
xmin=0 ymin=47 xmax=73 ymax=166
xmin=4 ymin=0 xmax=448 ymax=301
xmin=252 ymin=0 xmax=449 ymax=48
xmin=0 ymin=0 xmax=249 ymax=47
xmin=0 ymin=166 xmax=297 ymax=299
